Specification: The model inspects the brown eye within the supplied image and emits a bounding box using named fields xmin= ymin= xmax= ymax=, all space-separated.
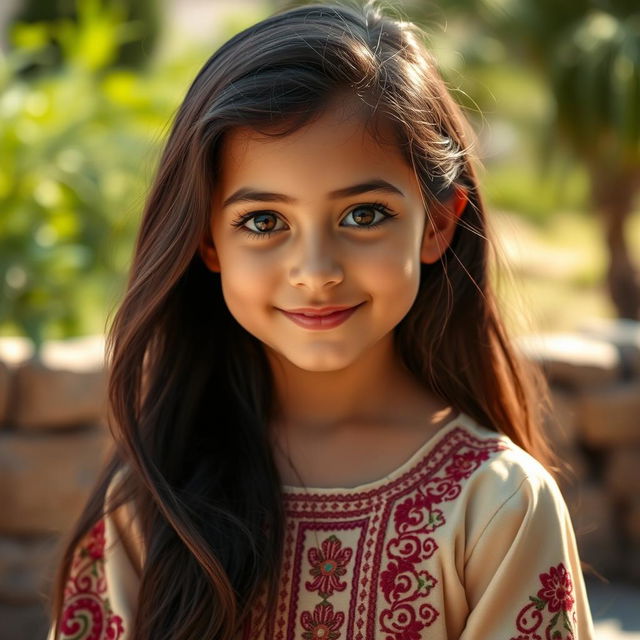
xmin=351 ymin=206 xmax=376 ymax=225
xmin=252 ymin=213 xmax=277 ymax=232
xmin=231 ymin=202 xmax=397 ymax=240
xmin=231 ymin=211 xmax=284 ymax=239
xmin=341 ymin=203 xmax=397 ymax=229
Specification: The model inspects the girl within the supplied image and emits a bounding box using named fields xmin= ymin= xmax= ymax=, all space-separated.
xmin=47 ymin=1 xmax=596 ymax=639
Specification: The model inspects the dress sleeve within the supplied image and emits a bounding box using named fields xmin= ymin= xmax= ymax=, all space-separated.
xmin=460 ymin=470 xmax=595 ymax=640
xmin=46 ymin=489 xmax=143 ymax=639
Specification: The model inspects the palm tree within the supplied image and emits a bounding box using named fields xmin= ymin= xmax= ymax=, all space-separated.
xmin=414 ymin=0 xmax=640 ymax=319
xmin=539 ymin=5 xmax=640 ymax=319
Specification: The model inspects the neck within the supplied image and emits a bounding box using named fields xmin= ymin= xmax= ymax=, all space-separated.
xmin=264 ymin=332 xmax=442 ymax=438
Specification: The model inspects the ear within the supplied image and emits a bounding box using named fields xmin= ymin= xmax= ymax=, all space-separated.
xmin=199 ymin=228 xmax=221 ymax=273
xmin=420 ymin=184 xmax=468 ymax=265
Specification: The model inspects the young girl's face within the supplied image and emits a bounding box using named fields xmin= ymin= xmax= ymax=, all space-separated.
xmin=200 ymin=98 xmax=458 ymax=373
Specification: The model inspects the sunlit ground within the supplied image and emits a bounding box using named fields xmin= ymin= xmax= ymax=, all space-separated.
xmin=587 ymin=579 xmax=640 ymax=640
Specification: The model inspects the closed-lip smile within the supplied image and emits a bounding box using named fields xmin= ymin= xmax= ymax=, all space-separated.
xmin=282 ymin=304 xmax=362 ymax=317
xmin=278 ymin=303 xmax=364 ymax=330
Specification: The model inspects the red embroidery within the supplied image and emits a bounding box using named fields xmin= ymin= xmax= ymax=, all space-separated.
xmin=306 ymin=535 xmax=353 ymax=597
xmin=301 ymin=602 xmax=346 ymax=639
xmin=538 ymin=564 xmax=575 ymax=613
xmin=300 ymin=535 xmax=352 ymax=638
xmin=378 ymin=447 xmax=492 ymax=638
xmin=58 ymin=519 xmax=125 ymax=640
xmin=241 ymin=423 xmax=508 ymax=639
xmin=510 ymin=563 xmax=577 ymax=640
xmin=444 ymin=450 xmax=490 ymax=482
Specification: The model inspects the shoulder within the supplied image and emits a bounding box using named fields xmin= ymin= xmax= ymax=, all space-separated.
xmin=104 ymin=468 xmax=145 ymax=576
xmin=451 ymin=418 xmax=596 ymax=639
xmin=453 ymin=414 xmax=569 ymax=550
xmin=52 ymin=470 xmax=140 ymax=639
xmin=455 ymin=412 xmax=562 ymax=499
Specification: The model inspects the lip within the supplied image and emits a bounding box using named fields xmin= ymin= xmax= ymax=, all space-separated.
xmin=283 ymin=305 xmax=358 ymax=317
xmin=279 ymin=302 xmax=364 ymax=330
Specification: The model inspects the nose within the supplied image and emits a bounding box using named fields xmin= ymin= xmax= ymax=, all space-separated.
xmin=288 ymin=230 xmax=344 ymax=290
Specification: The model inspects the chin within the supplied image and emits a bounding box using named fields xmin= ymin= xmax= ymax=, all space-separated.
xmin=282 ymin=349 xmax=357 ymax=373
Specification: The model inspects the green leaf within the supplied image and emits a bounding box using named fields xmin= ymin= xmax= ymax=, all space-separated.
xmin=10 ymin=22 xmax=51 ymax=52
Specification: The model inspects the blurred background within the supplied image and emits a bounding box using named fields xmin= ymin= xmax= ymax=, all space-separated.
xmin=0 ymin=0 xmax=639 ymax=638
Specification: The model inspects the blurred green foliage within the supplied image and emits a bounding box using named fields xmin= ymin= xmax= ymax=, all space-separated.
xmin=409 ymin=14 xmax=593 ymax=225
xmin=472 ymin=0 xmax=640 ymax=173
xmin=0 ymin=0 xmax=200 ymax=353
xmin=5 ymin=0 xmax=633 ymax=347
xmin=14 ymin=0 xmax=160 ymax=69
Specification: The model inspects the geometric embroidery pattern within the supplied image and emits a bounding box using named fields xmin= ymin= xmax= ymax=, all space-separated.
xmin=242 ymin=424 xmax=508 ymax=639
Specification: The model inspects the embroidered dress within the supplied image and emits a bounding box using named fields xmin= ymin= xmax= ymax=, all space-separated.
xmin=47 ymin=411 xmax=596 ymax=639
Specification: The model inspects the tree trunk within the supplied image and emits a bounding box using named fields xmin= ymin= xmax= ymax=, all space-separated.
xmin=590 ymin=166 xmax=640 ymax=320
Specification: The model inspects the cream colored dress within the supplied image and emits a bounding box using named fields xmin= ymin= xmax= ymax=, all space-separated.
xmin=48 ymin=411 xmax=596 ymax=639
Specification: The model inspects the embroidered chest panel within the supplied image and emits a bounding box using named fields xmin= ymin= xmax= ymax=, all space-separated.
xmin=242 ymin=426 xmax=507 ymax=640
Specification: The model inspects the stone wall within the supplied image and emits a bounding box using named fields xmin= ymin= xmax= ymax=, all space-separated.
xmin=0 ymin=336 xmax=111 ymax=640
xmin=0 ymin=319 xmax=639 ymax=639
xmin=517 ymin=318 xmax=640 ymax=583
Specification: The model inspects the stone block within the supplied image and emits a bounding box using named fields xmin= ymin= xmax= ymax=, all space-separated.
xmin=0 ymin=335 xmax=108 ymax=430
xmin=563 ymin=483 xmax=622 ymax=578
xmin=0 ymin=535 xmax=59 ymax=604
xmin=11 ymin=362 xmax=108 ymax=430
xmin=542 ymin=389 xmax=593 ymax=493
xmin=555 ymin=449 xmax=591 ymax=496
xmin=0 ymin=602 xmax=49 ymax=640
xmin=627 ymin=545 xmax=640 ymax=584
xmin=579 ymin=318 xmax=640 ymax=378
xmin=575 ymin=382 xmax=640 ymax=447
xmin=517 ymin=333 xmax=621 ymax=391
xmin=0 ymin=360 xmax=11 ymax=427
xmin=544 ymin=388 xmax=580 ymax=449
xmin=623 ymin=498 xmax=640 ymax=546
xmin=603 ymin=448 xmax=640 ymax=500
xmin=0 ymin=428 xmax=112 ymax=535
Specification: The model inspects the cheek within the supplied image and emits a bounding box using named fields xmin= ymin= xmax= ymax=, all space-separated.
xmin=218 ymin=247 xmax=278 ymax=309
xmin=361 ymin=236 xmax=422 ymax=299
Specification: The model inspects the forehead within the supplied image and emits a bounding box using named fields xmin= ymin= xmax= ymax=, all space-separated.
xmin=214 ymin=100 xmax=414 ymax=194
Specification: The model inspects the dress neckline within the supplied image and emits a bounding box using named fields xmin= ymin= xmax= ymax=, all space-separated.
xmin=281 ymin=410 xmax=476 ymax=496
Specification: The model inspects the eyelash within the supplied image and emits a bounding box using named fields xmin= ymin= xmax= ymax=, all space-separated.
xmin=230 ymin=201 xmax=398 ymax=240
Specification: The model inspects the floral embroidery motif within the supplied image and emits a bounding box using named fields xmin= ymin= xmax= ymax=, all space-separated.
xmin=300 ymin=535 xmax=353 ymax=638
xmin=538 ymin=564 xmax=575 ymax=614
xmin=241 ymin=425 xmax=509 ymax=639
xmin=58 ymin=519 xmax=125 ymax=640
xmin=510 ymin=563 xmax=577 ymax=640
xmin=301 ymin=602 xmax=345 ymax=640
xmin=306 ymin=535 xmax=353 ymax=598
xmin=378 ymin=447 xmax=492 ymax=638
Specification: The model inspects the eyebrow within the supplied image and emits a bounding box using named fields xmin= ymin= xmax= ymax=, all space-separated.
xmin=221 ymin=179 xmax=405 ymax=209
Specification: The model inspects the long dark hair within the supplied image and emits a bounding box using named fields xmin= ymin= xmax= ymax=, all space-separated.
xmin=49 ymin=2 xmax=557 ymax=638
